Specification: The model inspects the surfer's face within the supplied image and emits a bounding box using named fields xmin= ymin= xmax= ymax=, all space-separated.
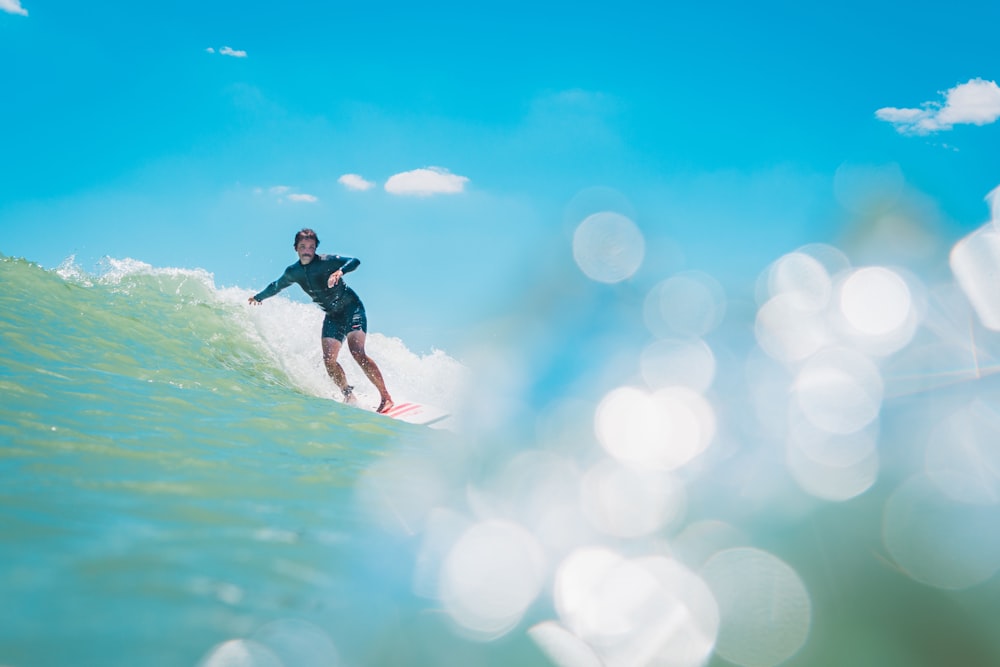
xmin=296 ymin=239 xmax=317 ymax=264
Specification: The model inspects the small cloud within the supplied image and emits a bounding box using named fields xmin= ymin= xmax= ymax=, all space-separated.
xmin=384 ymin=167 xmax=469 ymax=197
xmin=339 ymin=174 xmax=376 ymax=191
xmin=876 ymin=78 xmax=1000 ymax=135
xmin=1 ymin=0 xmax=28 ymax=16
xmin=207 ymin=46 xmax=248 ymax=58
xmin=255 ymin=185 xmax=317 ymax=203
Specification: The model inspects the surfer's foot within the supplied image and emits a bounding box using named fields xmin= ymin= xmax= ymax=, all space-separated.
xmin=376 ymin=397 xmax=394 ymax=414
xmin=342 ymin=385 xmax=357 ymax=406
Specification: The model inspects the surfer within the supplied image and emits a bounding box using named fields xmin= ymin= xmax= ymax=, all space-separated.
xmin=248 ymin=228 xmax=395 ymax=414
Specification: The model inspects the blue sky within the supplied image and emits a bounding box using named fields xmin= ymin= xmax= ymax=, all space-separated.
xmin=2 ymin=0 xmax=999 ymax=353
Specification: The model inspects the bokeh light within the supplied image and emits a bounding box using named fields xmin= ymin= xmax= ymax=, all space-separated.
xmin=951 ymin=225 xmax=1000 ymax=330
xmin=643 ymin=272 xmax=727 ymax=338
xmin=528 ymin=621 xmax=604 ymax=667
xmin=579 ymin=458 xmax=686 ymax=538
xmin=700 ymin=548 xmax=811 ymax=667
xmin=785 ymin=400 xmax=881 ymax=501
xmin=834 ymin=266 xmax=920 ymax=355
xmin=640 ymin=338 xmax=716 ymax=393
xmin=764 ymin=251 xmax=832 ymax=310
xmin=198 ymin=639 xmax=283 ymax=667
xmin=785 ymin=435 xmax=879 ymax=501
xmin=883 ymin=474 xmax=1000 ymax=590
xmin=355 ymin=451 xmax=458 ymax=536
xmin=251 ymin=619 xmax=341 ymax=667
xmin=788 ymin=413 xmax=879 ymax=468
xmin=631 ymin=556 xmax=720 ymax=667
xmin=553 ymin=547 xmax=645 ymax=643
xmin=439 ymin=519 xmax=547 ymax=639
xmin=563 ymin=186 xmax=638 ymax=231
xmin=572 ymin=211 xmax=645 ymax=283
xmin=839 ymin=267 xmax=912 ymax=337
xmin=413 ymin=507 xmax=474 ymax=601
xmin=471 ymin=450 xmax=594 ymax=557
xmin=925 ymin=401 xmax=1000 ymax=504
xmin=595 ymin=386 xmax=715 ymax=471
xmin=553 ymin=548 xmax=719 ymax=667
xmin=755 ymin=293 xmax=833 ymax=363
xmin=670 ymin=520 xmax=749 ymax=570
xmin=792 ymin=347 xmax=883 ymax=435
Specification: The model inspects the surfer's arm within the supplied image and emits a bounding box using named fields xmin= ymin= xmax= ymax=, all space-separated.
xmin=338 ymin=256 xmax=360 ymax=274
xmin=249 ymin=269 xmax=296 ymax=304
xmin=326 ymin=256 xmax=360 ymax=287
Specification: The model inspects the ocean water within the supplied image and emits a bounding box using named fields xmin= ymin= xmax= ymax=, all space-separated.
xmin=4 ymin=235 xmax=1000 ymax=667
xmin=0 ymin=256 xmax=478 ymax=666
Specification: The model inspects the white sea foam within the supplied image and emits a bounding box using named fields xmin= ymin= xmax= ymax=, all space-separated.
xmin=67 ymin=256 xmax=469 ymax=414
xmin=230 ymin=287 xmax=468 ymax=413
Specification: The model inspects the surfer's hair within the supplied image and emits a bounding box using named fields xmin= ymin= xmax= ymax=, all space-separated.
xmin=293 ymin=228 xmax=320 ymax=248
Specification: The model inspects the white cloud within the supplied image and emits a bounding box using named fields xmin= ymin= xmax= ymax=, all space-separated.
xmin=207 ymin=46 xmax=248 ymax=58
xmin=384 ymin=167 xmax=469 ymax=197
xmin=339 ymin=174 xmax=376 ymax=191
xmin=876 ymin=78 xmax=1000 ymax=135
xmin=1 ymin=0 xmax=28 ymax=16
xmin=253 ymin=185 xmax=317 ymax=203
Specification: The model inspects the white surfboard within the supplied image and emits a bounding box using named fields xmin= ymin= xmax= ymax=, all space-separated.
xmin=379 ymin=401 xmax=452 ymax=428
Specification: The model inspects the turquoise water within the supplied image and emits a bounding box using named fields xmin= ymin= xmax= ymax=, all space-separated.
xmin=3 ymin=252 xmax=1000 ymax=667
xmin=0 ymin=256 xmax=482 ymax=666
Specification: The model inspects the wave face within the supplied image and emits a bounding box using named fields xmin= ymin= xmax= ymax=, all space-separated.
xmin=0 ymin=256 xmax=476 ymax=667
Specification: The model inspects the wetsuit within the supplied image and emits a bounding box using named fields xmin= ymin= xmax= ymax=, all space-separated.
xmin=253 ymin=254 xmax=367 ymax=341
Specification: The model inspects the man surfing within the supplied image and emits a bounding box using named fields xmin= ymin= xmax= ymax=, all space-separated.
xmin=248 ymin=228 xmax=395 ymax=414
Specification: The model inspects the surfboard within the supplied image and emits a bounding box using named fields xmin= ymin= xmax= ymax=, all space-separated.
xmin=379 ymin=401 xmax=452 ymax=428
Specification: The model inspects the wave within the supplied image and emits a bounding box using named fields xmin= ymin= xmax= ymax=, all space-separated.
xmin=1 ymin=254 xmax=467 ymax=413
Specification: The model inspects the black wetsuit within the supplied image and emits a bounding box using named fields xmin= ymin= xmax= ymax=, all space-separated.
xmin=253 ymin=254 xmax=367 ymax=341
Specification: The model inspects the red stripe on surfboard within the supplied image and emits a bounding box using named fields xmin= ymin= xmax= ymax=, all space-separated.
xmin=384 ymin=402 xmax=423 ymax=418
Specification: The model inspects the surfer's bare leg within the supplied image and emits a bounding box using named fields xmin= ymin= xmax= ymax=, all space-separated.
xmin=321 ymin=337 xmax=355 ymax=403
xmin=346 ymin=330 xmax=394 ymax=413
